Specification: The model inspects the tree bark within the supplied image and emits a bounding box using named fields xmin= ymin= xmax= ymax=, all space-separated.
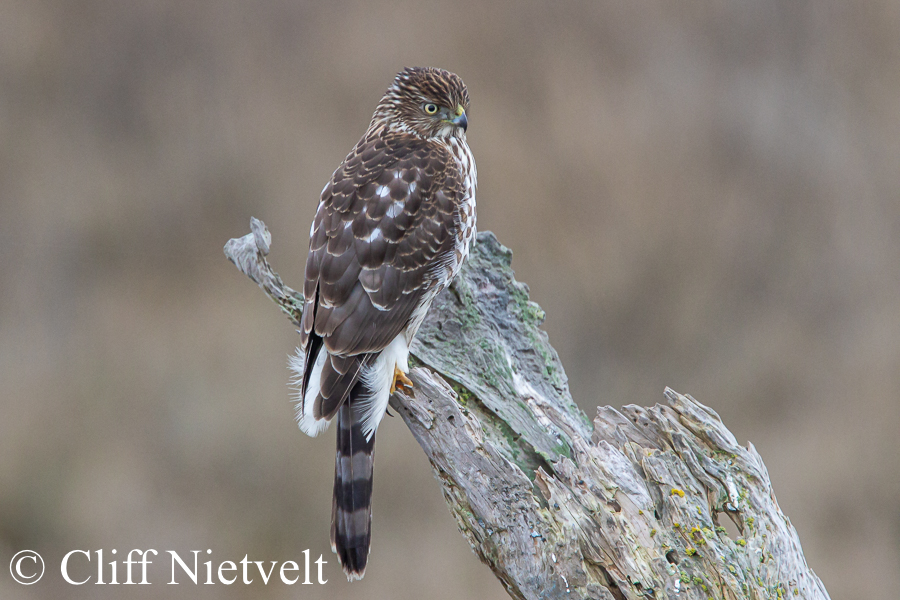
xmin=225 ymin=218 xmax=831 ymax=600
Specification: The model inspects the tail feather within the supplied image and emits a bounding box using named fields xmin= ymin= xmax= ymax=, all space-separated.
xmin=292 ymin=349 xmax=367 ymax=438
xmin=331 ymin=388 xmax=376 ymax=580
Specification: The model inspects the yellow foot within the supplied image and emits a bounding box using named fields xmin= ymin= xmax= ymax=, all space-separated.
xmin=390 ymin=366 xmax=414 ymax=395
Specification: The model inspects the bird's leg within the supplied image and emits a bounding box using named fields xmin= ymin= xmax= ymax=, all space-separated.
xmin=391 ymin=366 xmax=414 ymax=395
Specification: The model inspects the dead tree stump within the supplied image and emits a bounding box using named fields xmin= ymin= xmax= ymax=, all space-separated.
xmin=225 ymin=218 xmax=830 ymax=600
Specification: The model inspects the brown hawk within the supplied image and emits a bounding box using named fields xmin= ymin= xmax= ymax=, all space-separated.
xmin=288 ymin=67 xmax=476 ymax=580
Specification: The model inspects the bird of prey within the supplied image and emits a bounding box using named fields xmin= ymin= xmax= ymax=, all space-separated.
xmin=289 ymin=67 xmax=476 ymax=580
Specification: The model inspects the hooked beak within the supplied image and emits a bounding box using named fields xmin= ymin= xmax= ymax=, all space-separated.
xmin=450 ymin=106 xmax=468 ymax=132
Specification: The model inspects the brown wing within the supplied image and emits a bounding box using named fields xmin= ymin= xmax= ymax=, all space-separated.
xmin=299 ymin=131 xmax=465 ymax=419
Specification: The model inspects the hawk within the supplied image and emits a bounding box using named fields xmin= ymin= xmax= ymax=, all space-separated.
xmin=289 ymin=67 xmax=476 ymax=580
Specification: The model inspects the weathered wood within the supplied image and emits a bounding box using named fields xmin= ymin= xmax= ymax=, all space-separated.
xmin=225 ymin=218 xmax=831 ymax=600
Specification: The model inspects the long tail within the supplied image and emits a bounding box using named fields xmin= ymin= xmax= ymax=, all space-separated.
xmin=331 ymin=386 xmax=376 ymax=580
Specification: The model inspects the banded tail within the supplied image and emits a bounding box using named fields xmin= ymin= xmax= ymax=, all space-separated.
xmin=290 ymin=331 xmax=408 ymax=580
xmin=331 ymin=393 xmax=375 ymax=580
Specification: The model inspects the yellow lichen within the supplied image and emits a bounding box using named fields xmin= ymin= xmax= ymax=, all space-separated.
xmin=671 ymin=488 xmax=685 ymax=497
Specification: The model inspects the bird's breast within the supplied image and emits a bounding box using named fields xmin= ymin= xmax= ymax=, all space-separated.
xmin=448 ymin=137 xmax=477 ymax=281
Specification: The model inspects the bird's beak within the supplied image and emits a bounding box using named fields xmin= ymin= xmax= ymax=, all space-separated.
xmin=451 ymin=106 xmax=468 ymax=132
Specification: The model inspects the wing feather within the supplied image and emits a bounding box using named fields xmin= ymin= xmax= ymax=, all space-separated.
xmin=297 ymin=129 xmax=467 ymax=435
xmin=302 ymin=133 xmax=463 ymax=357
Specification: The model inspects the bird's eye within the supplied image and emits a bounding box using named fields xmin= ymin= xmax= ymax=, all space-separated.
xmin=424 ymin=103 xmax=438 ymax=115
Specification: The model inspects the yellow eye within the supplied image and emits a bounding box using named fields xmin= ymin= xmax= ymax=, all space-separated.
xmin=424 ymin=103 xmax=438 ymax=115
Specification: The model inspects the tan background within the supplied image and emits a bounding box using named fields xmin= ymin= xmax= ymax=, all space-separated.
xmin=2 ymin=1 xmax=898 ymax=598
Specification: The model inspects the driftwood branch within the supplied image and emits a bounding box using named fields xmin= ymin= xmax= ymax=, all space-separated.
xmin=225 ymin=218 xmax=831 ymax=600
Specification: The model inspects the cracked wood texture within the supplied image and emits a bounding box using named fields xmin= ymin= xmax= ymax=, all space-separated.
xmin=225 ymin=218 xmax=831 ymax=600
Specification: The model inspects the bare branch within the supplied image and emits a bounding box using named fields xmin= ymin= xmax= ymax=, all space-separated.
xmin=224 ymin=217 xmax=304 ymax=327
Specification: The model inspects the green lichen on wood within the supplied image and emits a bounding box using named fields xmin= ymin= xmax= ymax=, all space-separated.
xmin=450 ymin=381 xmax=475 ymax=405
xmin=440 ymin=372 xmax=552 ymax=486
xmin=410 ymin=233 xmax=588 ymax=465
xmin=477 ymin=337 xmax=515 ymax=391
xmin=448 ymin=276 xmax=483 ymax=332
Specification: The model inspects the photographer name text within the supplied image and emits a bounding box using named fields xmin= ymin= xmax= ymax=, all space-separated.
xmin=56 ymin=549 xmax=328 ymax=585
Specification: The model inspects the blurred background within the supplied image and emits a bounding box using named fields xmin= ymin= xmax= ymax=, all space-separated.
xmin=1 ymin=1 xmax=898 ymax=598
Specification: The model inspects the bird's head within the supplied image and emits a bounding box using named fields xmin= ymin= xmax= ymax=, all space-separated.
xmin=372 ymin=67 xmax=470 ymax=140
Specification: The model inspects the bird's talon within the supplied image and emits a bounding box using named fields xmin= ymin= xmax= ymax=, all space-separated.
xmin=390 ymin=367 xmax=414 ymax=395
